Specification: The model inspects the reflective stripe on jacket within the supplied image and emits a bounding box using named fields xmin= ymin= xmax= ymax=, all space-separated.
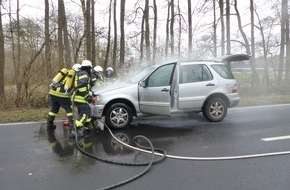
xmin=72 ymin=70 xmax=91 ymax=103
xmin=49 ymin=82 xmax=70 ymax=98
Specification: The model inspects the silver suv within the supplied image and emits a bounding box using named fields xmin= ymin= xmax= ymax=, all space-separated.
xmin=92 ymin=54 xmax=249 ymax=129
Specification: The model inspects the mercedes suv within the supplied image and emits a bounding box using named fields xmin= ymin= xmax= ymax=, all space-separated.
xmin=91 ymin=54 xmax=249 ymax=129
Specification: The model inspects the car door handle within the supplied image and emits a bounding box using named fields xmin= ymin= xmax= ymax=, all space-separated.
xmin=161 ymin=88 xmax=169 ymax=92
xmin=206 ymin=83 xmax=215 ymax=86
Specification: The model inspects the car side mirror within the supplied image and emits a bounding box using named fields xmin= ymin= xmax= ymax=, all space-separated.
xmin=139 ymin=80 xmax=146 ymax=88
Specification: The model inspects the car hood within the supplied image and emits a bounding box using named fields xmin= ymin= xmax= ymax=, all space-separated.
xmin=92 ymin=81 xmax=136 ymax=95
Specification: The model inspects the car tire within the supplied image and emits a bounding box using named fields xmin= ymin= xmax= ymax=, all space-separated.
xmin=202 ymin=97 xmax=227 ymax=122
xmin=105 ymin=103 xmax=133 ymax=129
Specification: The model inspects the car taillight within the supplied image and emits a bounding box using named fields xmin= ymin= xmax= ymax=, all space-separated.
xmin=232 ymin=83 xmax=238 ymax=93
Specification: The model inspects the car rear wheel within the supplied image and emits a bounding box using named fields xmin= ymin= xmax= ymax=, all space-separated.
xmin=105 ymin=103 xmax=133 ymax=129
xmin=202 ymin=97 xmax=227 ymax=122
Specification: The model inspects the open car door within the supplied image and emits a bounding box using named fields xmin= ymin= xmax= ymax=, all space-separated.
xmin=138 ymin=63 xmax=176 ymax=115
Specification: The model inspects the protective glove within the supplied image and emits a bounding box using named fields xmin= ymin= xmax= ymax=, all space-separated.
xmin=85 ymin=95 xmax=93 ymax=103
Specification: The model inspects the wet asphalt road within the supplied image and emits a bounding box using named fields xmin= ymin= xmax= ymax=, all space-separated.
xmin=1 ymin=104 xmax=290 ymax=190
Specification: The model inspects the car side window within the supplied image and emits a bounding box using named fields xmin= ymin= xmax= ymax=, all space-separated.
xmin=179 ymin=64 xmax=213 ymax=84
xmin=147 ymin=63 xmax=175 ymax=87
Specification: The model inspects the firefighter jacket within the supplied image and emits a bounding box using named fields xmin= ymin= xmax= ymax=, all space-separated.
xmin=49 ymin=80 xmax=70 ymax=98
xmin=72 ymin=70 xmax=91 ymax=103
xmin=91 ymin=73 xmax=104 ymax=88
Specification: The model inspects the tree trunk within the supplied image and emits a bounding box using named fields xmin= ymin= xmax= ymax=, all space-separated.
xmin=91 ymin=0 xmax=95 ymax=66
xmin=213 ymin=0 xmax=217 ymax=57
xmin=112 ymin=0 xmax=117 ymax=72
xmin=15 ymin=0 xmax=22 ymax=105
xmin=225 ymin=0 xmax=230 ymax=55
xmin=152 ymin=0 xmax=157 ymax=64
xmin=233 ymin=0 xmax=259 ymax=86
xmin=86 ymin=0 xmax=91 ymax=60
xmin=120 ymin=0 xmax=126 ymax=71
xmin=284 ymin=0 xmax=290 ymax=81
xmin=219 ymin=0 xmax=225 ymax=55
xmin=187 ymin=0 xmax=192 ymax=58
xmin=278 ymin=0 xmax=287 ymax=85
xmin=165 ymin=1 xmax=170 ymax=57
xmin=58 ymin=0 xmax=64 ymax=69
xmin=170 ymin=0 xmax=175 ymax=57
xmin=0 ymin=0 xmax=5 ymax=104
xmin=45 ymin=0 xmax=51 ymax=89
xmin=59 ymin=0 xmax=71 ymax=68
xmin=177 ymin=0 xmax=181 ymax=57
xmin=255 ymin=8 xmax=269 ymax=86
xmin=144 ymin=0 xmax=150 ymax=63
xmin=140 ymin=14 xmax=145 ymax=62
xmin=104 ymin=0 xmax=112 ymax=69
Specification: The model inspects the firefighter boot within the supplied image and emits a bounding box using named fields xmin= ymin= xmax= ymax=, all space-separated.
xmin=47 ymin=119 xmax=56 ymax=130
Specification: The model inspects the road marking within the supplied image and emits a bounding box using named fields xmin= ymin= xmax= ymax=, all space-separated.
xmin=262 ymin=135 xmax=290 ymax=142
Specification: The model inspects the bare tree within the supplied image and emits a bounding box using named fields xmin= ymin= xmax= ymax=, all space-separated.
xmin=225 ymin=0 xmax=230 ymax=55
xmin=277 ymin=0 xmax=287 ymax=85
xmin=45 ymin=0 xmax=51 ymax=88
xmin=86 ymin=0 xmax=91 ymax=60
xmin=219 ymin=0 xmax=225 ymax=55
xmin=170 ymin=0 xmax=175 ymax=56
xmin=57 ymin=0 xmax=64 ymax=69
xmin=0 ymin=0 xmax=5 ymax=103
xmin=120 ymin=0 xmax=126 ymax=70
xmin=80 ymin=0 xmax=92 ymax=60
xmin=233 ymin=0 xmax=259 ymax=86
xmin=144 ymin=0 xmax=150 ymax=62
xmin=165 ymin=1 xmax=170 ymax=57
xmin=213 ymin=0 xmax=217 ymax=57
xmin=284 ymin=0 xmax=290 ymax=81
xmin=59 ymin=0 xmax=71 ymax=68
xmin=112 ymin=0 xmax=117 ymax=72
xmin=104 ymin=0 xmax=113 ymax=69
xmin=91 ymin=0 xmax=95 ymax=66
xmin=152 ymin=0 xmax=157 ymax=63
xmin=255 ymin=10 xmax=270 ymax=86
xmin=187 ymin=0 xmax=192 ymax=58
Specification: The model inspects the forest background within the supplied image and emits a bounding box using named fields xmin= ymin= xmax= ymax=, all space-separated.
xmin=0 ymin=0 xmax=289 ymax=123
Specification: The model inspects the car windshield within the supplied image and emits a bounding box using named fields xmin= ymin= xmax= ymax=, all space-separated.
xmin=126 ymin=66 xmax=156 ymax=83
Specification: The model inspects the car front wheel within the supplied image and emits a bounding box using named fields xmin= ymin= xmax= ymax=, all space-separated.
xmin=105 ymin=103 xmax=133 ymax=129
xmin=202 ymin=97 xmax=227 ymax=122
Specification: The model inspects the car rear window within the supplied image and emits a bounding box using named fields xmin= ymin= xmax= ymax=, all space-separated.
xmin=211 ymin=64 xmax=234 ymax=79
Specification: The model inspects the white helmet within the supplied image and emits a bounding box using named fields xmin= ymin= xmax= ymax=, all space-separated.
xmin=94 ymin=65 xmax=103 ymax=73
xmin=106 ymin=67 xmax=113 ymax=71
xmin=81 ymin=60 xmax=92 ymax=67
xmin=72 ymin=63 xmax=81 ymax=71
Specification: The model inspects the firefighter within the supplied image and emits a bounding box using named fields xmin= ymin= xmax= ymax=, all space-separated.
xmin=70 ymin=60 xmax=94 ymax=138
xmin=104 ymin=66 xmax=115 ymax=85
xmin=46 ymin=64 xmax=81 ymax=130
xmin=91 ymin=65 xmax=105 ymax=88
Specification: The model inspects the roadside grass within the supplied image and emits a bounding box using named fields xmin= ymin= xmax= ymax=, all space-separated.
xmin=0 ymin=107 xmax=67 ymax=124
xmin=1 ymin=92 xmax=289 ymax=124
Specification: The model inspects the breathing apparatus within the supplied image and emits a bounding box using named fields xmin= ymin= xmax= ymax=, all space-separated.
xmin=49 ymin=68 xmax=68 ymax=90
xmin=52 ymin=68 xmax=68 ymax=84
